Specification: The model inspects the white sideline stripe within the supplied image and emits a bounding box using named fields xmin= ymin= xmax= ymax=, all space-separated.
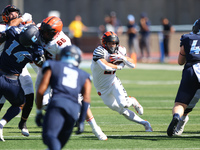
xmin=121 ymin=80 xmax=180 ymax=85
xmin=27 ymin=62 xmax=183 ymax=71
xmin=4 ymin=134 xmax=200 ymax=138
xmin=79 ymin=61 xmax=183 ymax=71
xmin=3 ymin=134 xmax=199 ymax=138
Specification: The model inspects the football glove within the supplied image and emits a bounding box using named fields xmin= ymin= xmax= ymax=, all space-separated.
xmin=21 ymin=13 xmax=32 ymax=22
xmin=76 ymin=121 xmax=85 ymax=134
xmin=35 ymin=109 xmax=43 ymax=127
xmin=110 ymin=54 xmax=125 ymax=61
xmin=34 ymin=55 xmax=45 ymax=66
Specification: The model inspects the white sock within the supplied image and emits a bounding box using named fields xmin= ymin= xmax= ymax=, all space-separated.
xmin=87 ymin=116 xmax=98 ymax=129
xmin=123 ymin=108 xmax=145 ymax=125
xmin=0 ymin=119 xmax=7 ymax=128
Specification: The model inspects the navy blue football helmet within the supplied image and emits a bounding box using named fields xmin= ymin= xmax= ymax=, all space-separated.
xmin=19 ymin=24 xmax=40 ymax=47
xmin=60 ymin=45 xmax=82 ymax=67
xmin=192 ymin=18 xmax=200 ymax=34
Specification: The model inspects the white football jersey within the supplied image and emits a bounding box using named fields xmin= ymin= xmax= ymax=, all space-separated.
xmin=39 ymin=31 xmax=72 ymax=59
xmin=91 ymin=45 xmax=126 ymax=91
xmin=35 ymin=31 xmax=72 ymax=106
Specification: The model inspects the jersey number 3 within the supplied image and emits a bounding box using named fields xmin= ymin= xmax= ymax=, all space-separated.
xmin=62 ymin=67 xmax=78 ymax=89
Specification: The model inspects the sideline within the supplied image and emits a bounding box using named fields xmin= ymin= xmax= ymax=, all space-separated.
xmin=26 ymin=61 xmax=183 ymax=71
xmin=79 ymin=61 xmax=183 ymax=71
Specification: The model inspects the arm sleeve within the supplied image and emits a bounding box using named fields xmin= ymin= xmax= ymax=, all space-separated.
xmin=97 ymin=59 xmax=116 ymax=71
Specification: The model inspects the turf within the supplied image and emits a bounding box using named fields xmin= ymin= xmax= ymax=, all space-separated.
xmin=1 ymin=64 xmax=200 ymax=150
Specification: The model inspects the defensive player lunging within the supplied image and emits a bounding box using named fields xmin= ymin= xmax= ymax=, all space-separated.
xmin=35 ymin=16 xmax=107 ymax=140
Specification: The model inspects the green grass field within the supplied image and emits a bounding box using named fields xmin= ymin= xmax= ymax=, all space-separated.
xmin=1 ymin=64 xmax=200 ymax=150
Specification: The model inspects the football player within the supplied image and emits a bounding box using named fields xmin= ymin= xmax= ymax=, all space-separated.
xmin=173 ymin=19 xmax=200 ymax=136
xmin=91 ymin=31 xmax=153 ymax=132
xmin=35 ymin=16 xmax=107 ymax=140
xmin=35 ymin=45 xmax=91 ymax=150
xmin=0 ymin=5 xmax=35 ymax=137
xmin=0 ymin=25 xmax=45 ymax=141
xmin=167 ymin=18 xmax=200 ymax=137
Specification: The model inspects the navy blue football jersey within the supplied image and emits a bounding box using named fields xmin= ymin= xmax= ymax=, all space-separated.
xmin=0 ymin=26 xmax=44 ymax=74
xmin=42 ymin=60 xmax=91 ymax=120
xmin=180 ymin=33 xmax=200 ymax=63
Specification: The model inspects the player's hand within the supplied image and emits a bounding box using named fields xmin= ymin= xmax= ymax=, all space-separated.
xmin=35 ymin=110 xmax=43 ymax=127
xmin=117 ymin=63 xmax=125 ymax=70
xmin=34 ymin=55 xmax=45 ymax=66
xmin=76 ymin=121 xmax=85 ymax=134
xmin=21 ymin=13 xmax=32 ymax=22
xmin=110 ymin=54 xmax=125 ymax=62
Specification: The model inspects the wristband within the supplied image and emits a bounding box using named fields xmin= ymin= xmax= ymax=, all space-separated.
xmin=36 ymin=109 xmax=42 ymax=114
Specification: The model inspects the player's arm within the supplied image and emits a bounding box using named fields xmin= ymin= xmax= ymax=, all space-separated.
xmin=0 ymin=32 xmax=7 ymax=44
xmin=76 ymin=78 xmax=91 ymax=134
xmin=178 ymin=45 xmax=186 ymax=65
xmin=35 ymin=67 xmax=51 ymax=126
xmin=98 ymin=58 xmax=122 ymax=70
xmin=9 ymin=13 xmax=32 ymax=26
xmin=36 ymin=68 xmax=51 ymax=110
xmin=110 ymin=53 xmax=135 ymax=68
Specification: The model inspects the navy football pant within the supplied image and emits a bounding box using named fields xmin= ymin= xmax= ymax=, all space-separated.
xmin=175 ymin=66 xmax=200 ymax=105
xmin=42 ymin=107 xmax=75 ymax=150
xmin=0 ymin=75 xmax=25 ymax=106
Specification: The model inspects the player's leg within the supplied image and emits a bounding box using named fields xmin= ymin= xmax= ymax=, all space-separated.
xmin=113 ymin=77 xmax=143 ymax=115
xmin=35 ymin=68 xmax=52 ymax=110
xmin=59 ymin=111 xmax=75 ymax=148
xmin=0 ymin=96 xmax=6 ymax=111
xmin=0 ymin=105 xmax=22 ymax=141
xmin=175 ymin=89 xmax=200 ymax=135
xmin=42 ymin=107 xmax=73 ymax=150
xmin=167 ymin=70 xmax=198 ymax=137
xmin=18 ymin=67 xmax=34 ymax=136
xmin=167 ymin=102 xmax=187 ymax=137
xmin=86 ymin=107 xmax=107 ymax=140
xmin=100 ymin=91 xmax=152 ymax=132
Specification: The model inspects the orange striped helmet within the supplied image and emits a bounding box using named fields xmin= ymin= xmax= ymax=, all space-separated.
xmin=40 ymin=16 xmax=63 ymax=43
xmin=1 ymin=5 xmax=21 ymax=23
xmin=102 ymin=31 xmax=119 ymax=53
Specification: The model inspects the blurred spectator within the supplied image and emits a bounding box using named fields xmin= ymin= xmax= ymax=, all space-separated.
xmin=126 ymin=14 xmax=140 ymax=58
xmin=99 ymin=15 xmax=115 ymax=36
xmin=68 ymin=15 xmax=88 ymax=47
xmin=139 ymin=12 xmax=151 ymax=61
xmin=110 ymin=11 xmax=123 ymax=35
xmin=161 ymin=17 xmax=175 ymax=61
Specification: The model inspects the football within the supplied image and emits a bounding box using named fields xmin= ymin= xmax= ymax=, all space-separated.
xmin=109 ymin=53 xmax=124 ymax=65
xmin=112 ymin=60 xmax=124 ymax=65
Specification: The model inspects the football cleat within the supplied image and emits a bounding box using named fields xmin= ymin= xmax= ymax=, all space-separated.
xmin=92 ymin=126 xmax=107 ymax=140
xmin=18 ymin=121 xmax=29 ymax=137
xmin=167 ymin=114 xmax=180 ymax=137
xmin=175 ymin=115 xmax=189 ymax=136
xmin=130 ymin=97 xmax=143 ymax=115
xmin=0 ymin=125 xmax=5 ymax=142
xmin=143 ymin=121 xmax=153 ymax=132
